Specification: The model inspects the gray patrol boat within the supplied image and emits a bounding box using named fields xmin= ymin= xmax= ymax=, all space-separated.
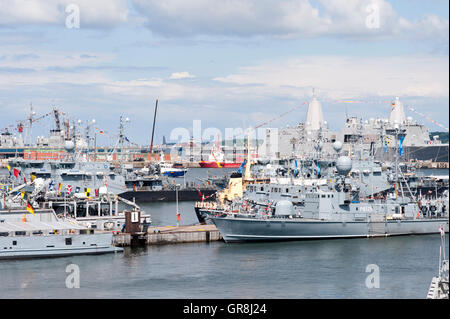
xmin=200 ymin=128 xmax=449 ymax=242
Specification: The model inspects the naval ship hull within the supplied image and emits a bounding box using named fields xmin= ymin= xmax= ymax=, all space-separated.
xmin=210 ymin=217 xmax=449 ymax=243
xmin=0 ymin=233 xmax=122 ymax=259
xmin=375 ymin=145 xmax=449 ymax=162
xmin=199 ymin=161 xmax=242 ymax=168
xmin=120 ymin=189 xmax=216 ymax=202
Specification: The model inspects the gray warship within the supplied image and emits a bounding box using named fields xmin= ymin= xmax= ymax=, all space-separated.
xmin=195 ymin=129 xmax=447 ymax=225
xmin=197 ymin=127 xmax=449 ymax=242
xmin=263 ymin=95 xmax=448 ymax=163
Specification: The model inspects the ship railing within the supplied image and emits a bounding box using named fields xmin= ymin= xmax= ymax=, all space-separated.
xmin=0 ymin=228 xmax=83 ymax=237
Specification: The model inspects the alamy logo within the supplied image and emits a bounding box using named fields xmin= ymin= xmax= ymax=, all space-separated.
xmin=65 ymin=264 xmax=80 ymax=288
xmin=365 ymin=3 xmax=380 ymax=29
xmin=65 ymin=4 xmax=80 ymax=29
xmin=365 ymin=264 xmax=380 ymax=289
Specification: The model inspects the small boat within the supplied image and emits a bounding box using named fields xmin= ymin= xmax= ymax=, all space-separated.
xmin=158 ymin=152 xmax=188 ymax=177
xmin=159 ymin=162 xmax=188 ymax=177
xmin=0 ymin=208 xmax=122 ymax=260
xmin=199 ymin=149 xmax=242 ymax=168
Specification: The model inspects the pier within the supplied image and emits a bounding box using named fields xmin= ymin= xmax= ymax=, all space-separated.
xmin=114 ymin=224 xmax=222 ymax=246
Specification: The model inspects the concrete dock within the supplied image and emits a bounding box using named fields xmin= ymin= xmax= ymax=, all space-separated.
xmin=114 ymin=224 xmax=222 ymax=246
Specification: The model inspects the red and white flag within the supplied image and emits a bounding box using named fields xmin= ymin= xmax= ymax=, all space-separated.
xmin=104 ymin=175 xmax=107 ymax=187
xmin=66 ymin=185 xmax=72 ymax=195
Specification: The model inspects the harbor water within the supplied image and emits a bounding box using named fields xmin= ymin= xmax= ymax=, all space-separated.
xmin=0 ymin=168 xmax=448 ymax=298
xmin=0 ymin=234 xmax=448 ymax=298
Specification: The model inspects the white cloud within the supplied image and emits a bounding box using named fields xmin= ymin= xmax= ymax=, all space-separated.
xmin=0 ymin=0 xmax=129 ymax=27
xmin=131 ymin=0 xmax=448 ymax=42
xmin=0 ymin=49 xmax=114 ymax=70
xmin=169 ymin=71 xmax=195 ymax=80
xmin=214 ymin=55 xmax=449 ymax=99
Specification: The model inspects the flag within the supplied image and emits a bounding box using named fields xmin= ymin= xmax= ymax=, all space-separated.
xmin=26 ymin=200 xmax=35 ymax=215
xmin=95 ymin=188 xmax=99 ymax=197
xmin=57 ymin=183 xmax=62 ymax=195
xmin=399 ymin=136 xmax=404 ymax=156
xmin=23 ymin=177 xmax=27 ymax=184
xmin=6 ymin=165 xmax=11 ymax=172
xmin=197 ymin=186 xmax=205 ymax=201
xmin=13 ymin=168 xmax=19 ymax=178
xmin=440 ymin=225 xmax=445 ymax=236
xmin=31 ymin=174 xmax=36 ymax=182
xmin=237 ymin=159 xmax=247 ymax=174
xmin=49 ymin=180 xmax=55 ymax=191
xmin=85 ymin=188 xmax=90 ymax=198
xmin=66 ymin=185 xmax=72 ymax=195
xmin=384 ymin=140 xmax=387 ymax=153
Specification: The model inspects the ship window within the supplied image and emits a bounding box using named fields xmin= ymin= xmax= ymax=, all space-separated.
xmin=286 ymin=188 xmax=289 ymax=193
xmin=65 ymin=238 xmax=72 ymax=245
xmin=12 ymin=241 xmax=17 ymax=245
xmin=321 ymin=195 xmax=326 ymax=198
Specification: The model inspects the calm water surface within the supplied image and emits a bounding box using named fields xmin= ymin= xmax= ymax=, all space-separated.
xmin=0 ymin=235 xmax=447 ymax=298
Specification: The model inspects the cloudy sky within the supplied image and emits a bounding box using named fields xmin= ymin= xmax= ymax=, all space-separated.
xmin=0 ymin=0 xmax=448 ymax=145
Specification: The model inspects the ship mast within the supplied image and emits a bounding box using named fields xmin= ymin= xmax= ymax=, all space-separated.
xmin=386 ymin=123 xmax=406 ymax=199
xmin=27 ymin=103 xmax=35 ymax=146
xmin=149 ymin=99 xmax=158 ymax=162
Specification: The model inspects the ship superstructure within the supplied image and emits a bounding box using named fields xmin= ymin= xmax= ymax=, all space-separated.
xmin=263 ymin=95 xmax=448 ymax=162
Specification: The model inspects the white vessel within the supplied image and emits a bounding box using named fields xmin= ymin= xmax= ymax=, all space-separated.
xmin=0 ymin=208 xmax=122 ymax=259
